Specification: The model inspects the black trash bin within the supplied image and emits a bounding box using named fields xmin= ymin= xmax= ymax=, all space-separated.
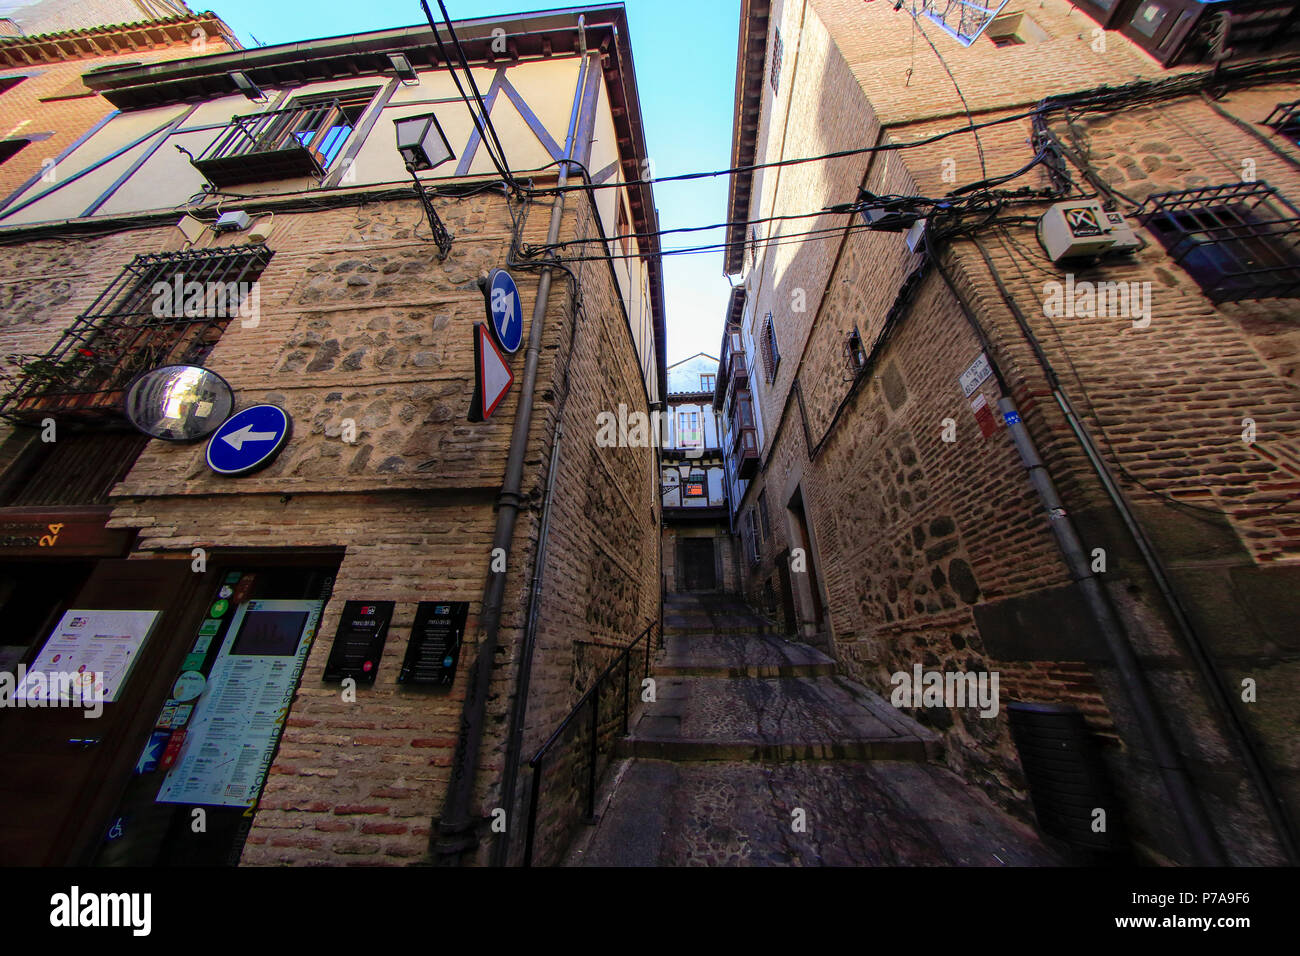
xmin=1007 ymin=701 xmax=1126 ymax=856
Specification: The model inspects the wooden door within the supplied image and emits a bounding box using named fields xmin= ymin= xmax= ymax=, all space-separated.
xmin=681 ymin=538 xmax=717 ymax=591
xmin=0 ymin=558 xmax=206 ymax=865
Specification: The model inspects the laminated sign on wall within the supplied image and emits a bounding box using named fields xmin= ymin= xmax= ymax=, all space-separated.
xmin=17 ymin=609 xmax=159 ymax=703
xmin=156 ymin=599 xmax=321 ymax=808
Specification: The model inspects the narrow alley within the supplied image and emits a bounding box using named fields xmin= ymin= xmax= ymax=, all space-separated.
xmin=567 ymin=593 xmax=1059 ymax=866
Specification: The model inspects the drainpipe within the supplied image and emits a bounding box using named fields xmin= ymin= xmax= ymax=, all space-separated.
xmin=435 ymin=106 xmax=575 ymax=869
xmin=966 ymin=237 xmax=1294 ymax=863
xmin=482 ymin=35 xmax=592 ymax=869
xmin=490 ymin=422 xmax=565 ymax=867
xmin=998 ymin=395 xmax=1225 ymax=866
xmin=934 ymin=247 xmax=1224 ymax=863
xmin=436 ymin=41 xmax=590 ymax=863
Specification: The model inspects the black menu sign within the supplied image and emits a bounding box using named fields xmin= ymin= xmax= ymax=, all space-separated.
xmin=398 ymin=601 xmax=469 ymax=686
xmin=322 ymin=600 xmax=395 ymax=684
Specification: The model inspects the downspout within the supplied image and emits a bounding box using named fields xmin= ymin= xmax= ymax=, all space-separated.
xmin=967 ymin=236 xmax=1294 ymax=863
xmin=434 ymin=170 xmax=570 ymax=860
xmin=489 ymin=34 xmax=590 ymax=868
xmin=998 ymin=396 xmax=1225 ymax=866
xmin=435 ymin=107 xmax=576 ymax=867
xmin=933 ymin=246 xmax=1224 ymax=865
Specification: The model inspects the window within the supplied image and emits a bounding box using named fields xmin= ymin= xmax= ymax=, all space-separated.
xmin=194 ymin=89 xmax=376 ymax=187
xmin=758 ymin=488 xmax=771 ymax=540
xmin=0 ymin=246 xmax=273 ymax=421
xmin=616 ymin=195 xmax=631 ymax=259
xmin=759 ymin=312 xmax=780 ymax=382
xmin=744 ymin=510 xmax=761 ymax=564
xmin=985 ymin=11 xmax=1049 ymax=46
xmin=286 ymin=88 xmax=375 ymax=169
xmin=0 ymin=138 xmax=29 ymax=165
xmin=679 ymin=410 xmax=701 ymax=448
xmin=700 ymin=373 xmax=715 ymax=392
xmin=1136 ymin=182 xmax=1300 ymax=303
xmin=685 ymin=469 xmax=707 ymax=498
xmin=770 ymin=27 xmax=783 ymax=94
xmin=0 ymin=74 xmax=25 ymax=96
xmin=1265 ymin=101 xmax=1300 ymax=146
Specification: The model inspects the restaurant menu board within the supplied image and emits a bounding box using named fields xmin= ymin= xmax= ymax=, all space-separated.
xmin=156 ymin=599 xmax=321 ymax=808
xmin=398 ymin=602 xmax=469 ymax=686
xmin=321 ymin=601 xmax=395 ymax=684
xmin=18 ymin=609 xmax=159 ymax=703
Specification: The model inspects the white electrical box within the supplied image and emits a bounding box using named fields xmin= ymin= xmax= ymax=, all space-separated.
xmin=248 ymin=218 xmax=273 ymax=243
xmin=214 ymin=210 xmax=251 ymax=232
xmin=1038 ymin=200 xmax=1131 ymax=261
xmin=176 ymin=214 xmax=206 ymax=244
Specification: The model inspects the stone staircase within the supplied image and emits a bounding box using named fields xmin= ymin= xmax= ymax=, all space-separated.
xmin=564 ymin=592 xmax=1060 ymax=866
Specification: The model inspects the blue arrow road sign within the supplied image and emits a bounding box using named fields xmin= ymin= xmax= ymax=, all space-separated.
xmin=485 ymin=268 xmax=523 ymax=354
xmin=206 ymin=404 xmax=291 ymax=476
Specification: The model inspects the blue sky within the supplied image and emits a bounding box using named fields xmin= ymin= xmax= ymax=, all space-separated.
xmin=203 ymin=0 xmax=739 ymax=365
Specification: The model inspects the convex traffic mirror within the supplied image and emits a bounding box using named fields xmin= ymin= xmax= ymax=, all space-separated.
xmin=123 ymin=364 xmax=234 ymax=441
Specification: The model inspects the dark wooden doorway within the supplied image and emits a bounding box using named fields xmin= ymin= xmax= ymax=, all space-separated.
xmin=0 ymin=557 xmax=207 ymax=865
xmin=680 ymin=537 xmax=717 ymax=591
xmin=787 ymin=489 xmax=824 ymax=630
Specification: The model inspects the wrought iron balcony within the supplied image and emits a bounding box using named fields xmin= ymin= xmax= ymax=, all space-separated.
xmin=193 ymin=100 xmax=351 ymax=187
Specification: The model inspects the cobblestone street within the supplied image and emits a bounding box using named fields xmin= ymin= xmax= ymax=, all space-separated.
xmin=566 ymin=594 xmax=1060 ymax=866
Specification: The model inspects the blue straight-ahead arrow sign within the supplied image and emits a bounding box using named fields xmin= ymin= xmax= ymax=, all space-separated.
xmin=484 ymin=268 xmax=523 ymax=355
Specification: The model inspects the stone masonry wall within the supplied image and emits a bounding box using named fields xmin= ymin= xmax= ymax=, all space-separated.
xmin=730 ymin=0 xmax=1299 ymax=863
xmin=0 ymin=181 xmax=660 ymax=865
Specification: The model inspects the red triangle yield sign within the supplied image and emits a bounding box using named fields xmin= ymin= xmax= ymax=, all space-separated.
xmin=477 ymin=322 xmax=514 ymax=419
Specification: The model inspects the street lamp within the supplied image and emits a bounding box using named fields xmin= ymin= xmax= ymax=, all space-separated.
xmin=394 ymin=112 xmax=456 ymax=259
xmin=395 ymin=111 xmax=454 ymax=172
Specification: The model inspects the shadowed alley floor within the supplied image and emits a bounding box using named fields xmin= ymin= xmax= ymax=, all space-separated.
xmin=564 ymin=593 xmax=1061 ymax=866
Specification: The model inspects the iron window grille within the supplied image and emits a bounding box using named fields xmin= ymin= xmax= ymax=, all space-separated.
xmin=1264 ymin=100 xmax=1300 ymax=145
xmin=0 ymin=245 xmax=273 ymax=423
xmin=770 ymin=27 xmax=783 ymax=94
xmin=760 ymin=312 xmax=780 ymax=382
xmin=1135 ymin=182 xmax=1300 ymax=303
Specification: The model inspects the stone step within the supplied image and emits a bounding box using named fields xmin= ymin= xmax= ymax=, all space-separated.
xmin=623 ymin=675 xmax=939 ymax=763
xmin=565 ymin=758 xmax=1061 ymax=866
xmin=655 ymin=631 xmax=835 ymax=678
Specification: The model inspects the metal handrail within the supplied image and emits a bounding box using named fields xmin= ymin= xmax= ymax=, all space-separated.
xmin=522 ymin=616 xmax=661 ymax=867
xmin=198 ymin=100 xmax=345 ymax=164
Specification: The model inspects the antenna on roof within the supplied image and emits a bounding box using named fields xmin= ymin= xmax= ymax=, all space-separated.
xmin=906 ymin=0 xmax=1013 ymax=47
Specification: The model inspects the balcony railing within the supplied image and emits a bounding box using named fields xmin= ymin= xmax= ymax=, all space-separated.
xmin=193 ymin=100 xmax=348 ymax=187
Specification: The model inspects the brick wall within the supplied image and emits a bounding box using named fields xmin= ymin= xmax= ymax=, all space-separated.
xmin=728 ymin=0 xmax=1300 ymax=863
xmin=0 ymin=181 xmax=661 ymax=865
xmin=0 ymin=26 xmax=234 ymax=199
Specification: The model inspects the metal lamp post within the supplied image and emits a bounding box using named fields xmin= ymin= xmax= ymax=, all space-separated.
xmin=395 ymin=111 xmax=456 ymax=259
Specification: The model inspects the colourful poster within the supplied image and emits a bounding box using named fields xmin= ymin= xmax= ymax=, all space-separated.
xmin=155 ymin=599 xmax=321 ymax=808
xmin=17 ymin=609 xmax=159 ymax=703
